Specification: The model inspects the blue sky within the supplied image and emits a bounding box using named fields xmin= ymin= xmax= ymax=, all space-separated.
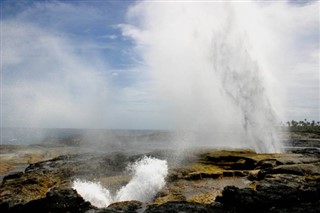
xmin=1 ymin=0 xmax=319 ymax=129
xmin=1 ymin=0 xmax=168 ymax=129
xmin=2 ymin=0 xmax=135 ymax=69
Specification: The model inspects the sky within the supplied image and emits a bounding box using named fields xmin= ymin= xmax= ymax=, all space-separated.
xmin=1 ymin=0 xmax=319 ymax=129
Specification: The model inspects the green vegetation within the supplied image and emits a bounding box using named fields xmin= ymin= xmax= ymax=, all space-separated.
xmin=284 ymin=119 xmax=320 ymax=134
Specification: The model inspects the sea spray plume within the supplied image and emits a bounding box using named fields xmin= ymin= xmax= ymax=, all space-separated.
xmin=116 ymin=156 xmax=168 ymax=201
xmin=120 ymin=1 xmax=285 ymax=153
xmin=209 ymin=5 xmax=282 ymax=153
xmin=73 ymin=156 xmax=168 ymax=207
xmin=72 ymin=180 xmax=113 ymax=208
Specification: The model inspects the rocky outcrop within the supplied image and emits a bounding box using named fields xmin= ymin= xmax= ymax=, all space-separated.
xmin=145 ymin=201 xmax=226 ymax=213
xmin=0 ymin=140 xmax=319 ymax=212
xmin=214 ymin=151 xmax=320 ymax=212
xmin=151 ymin=148 xmax=320 ymax=212
xmin=216 ymin=177 xmax=320 ymax=212
xmin=107 ymin=201 xmax=143 ymax=212
xmin=2 ymin=188 xmax=95 ymax=213
xmin=0 ymin=152 xmax=132 ymax=209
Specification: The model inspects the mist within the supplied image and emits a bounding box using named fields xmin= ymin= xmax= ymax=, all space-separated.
xmin=120 ymin=1 xmax=318 ymax=153
xmin=2 ymin=22 xmax=110 ymax=129
xmin=1 ymin=1 xmax=319 ymax=153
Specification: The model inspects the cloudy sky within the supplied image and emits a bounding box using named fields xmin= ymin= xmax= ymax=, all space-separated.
xmin=1 ymin=0 xmax=319 ymax=129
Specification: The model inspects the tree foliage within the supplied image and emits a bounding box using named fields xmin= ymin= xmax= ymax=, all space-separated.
xmin=284 ymin=119 xmax=320 ymax=134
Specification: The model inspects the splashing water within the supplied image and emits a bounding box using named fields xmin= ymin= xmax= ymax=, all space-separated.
xmin=116 ymin=156 xmax=168 ymax=201
xmin=72 ymin=180 xmax=113 ymax=208
xmin=72 ymin=156 xmax=168 ymax=207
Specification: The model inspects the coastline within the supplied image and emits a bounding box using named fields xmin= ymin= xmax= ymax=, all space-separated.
xmin=0 ymin=131 xmax=319 ymax=212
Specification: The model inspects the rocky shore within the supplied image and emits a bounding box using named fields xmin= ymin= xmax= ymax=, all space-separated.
xmin=0 ymin=137 xmax=319 ymax=212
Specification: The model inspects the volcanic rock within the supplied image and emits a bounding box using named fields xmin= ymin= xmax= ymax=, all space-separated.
xmin=145 ymin=201 xmax=226 ymax=213
xmin=1 ymin=188 xmax=96 ymax=213
xmin=107 ymin=200 xmax=143 ymax=212
xmin=1 ymin=138 xmax=320 ymax=212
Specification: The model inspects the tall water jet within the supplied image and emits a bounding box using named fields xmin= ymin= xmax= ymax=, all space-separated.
xmin=209 ymin=5 xmax=282 ymax=153
xmin=121 ymin=2 xmax=284 ymax=153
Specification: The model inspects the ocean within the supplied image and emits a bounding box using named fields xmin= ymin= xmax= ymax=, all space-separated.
xmin=0 ymin=127 xmax=175 ymax=154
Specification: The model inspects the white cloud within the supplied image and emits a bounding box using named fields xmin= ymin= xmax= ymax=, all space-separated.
xmin=101 ymin=34 xmax=118 ymax=40
xmin=2 ymin=21 xmax=110 ymax=128
xmin=106 ymin=67 xmax=172 ymax=130
xmin=2 ymin=0 xmax=318 ymax=134
xmin=1 ymin=1 xmax=170 ymax=130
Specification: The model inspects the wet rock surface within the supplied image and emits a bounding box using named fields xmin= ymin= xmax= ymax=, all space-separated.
xmin=0 ymin=139 xmax=319 ymax=212
xmin=2 ymin=188 xmax=96 ymax=213
xmin=107 ymin=201 xmax=143 ymax=212
xmin=0 ymin=151 xmax=136 ymax=209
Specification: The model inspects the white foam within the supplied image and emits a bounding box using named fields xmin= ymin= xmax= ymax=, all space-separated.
xmin=116 ymin=156 xmax=168 ymax=201
xmin=72 ymin=179 xmax=113 ymax=208
xmin=72 ymin=156 xmax=168 ymax=207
